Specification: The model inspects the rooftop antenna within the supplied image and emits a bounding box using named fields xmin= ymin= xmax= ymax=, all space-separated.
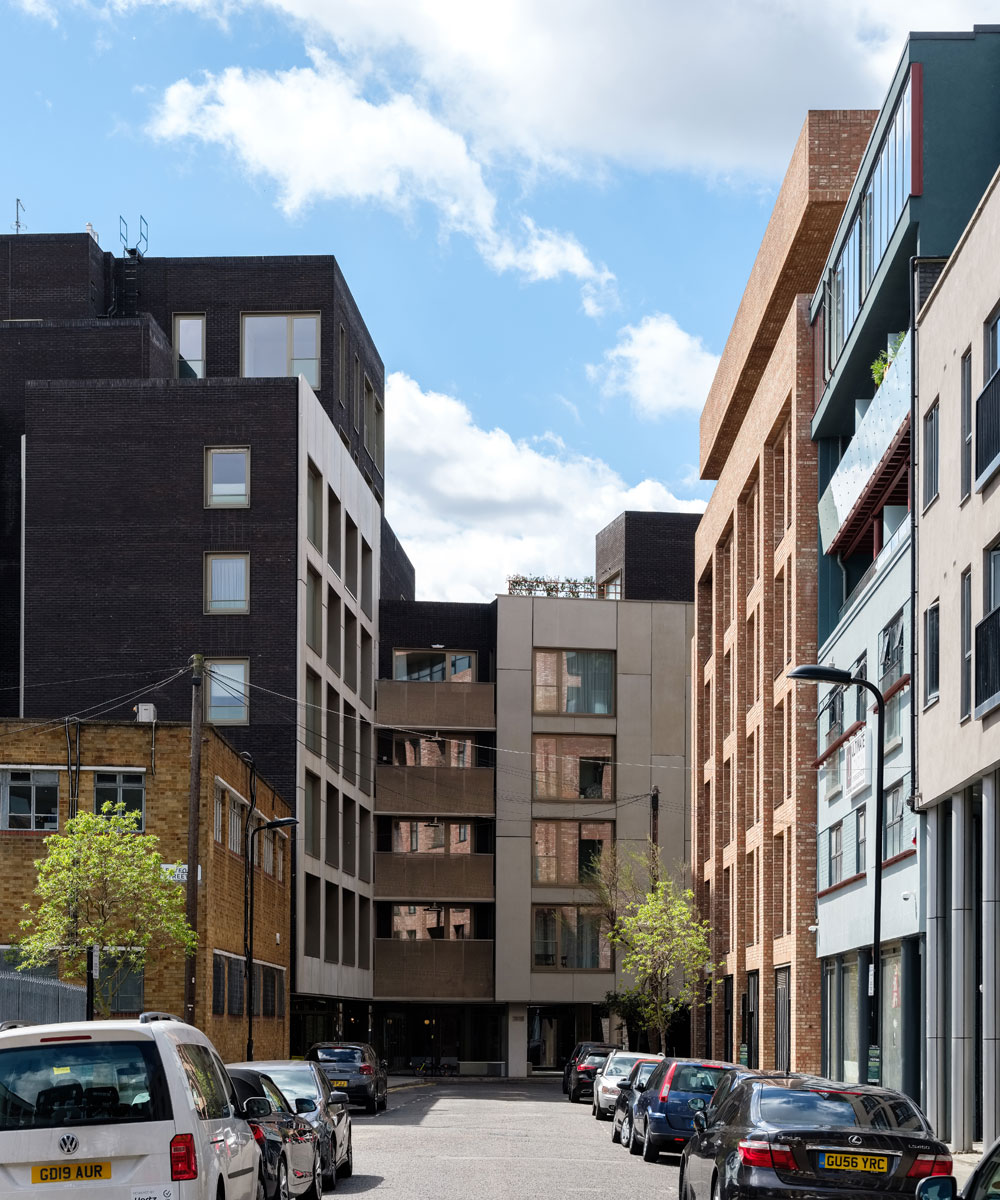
xmin=137 ymin=215 xmax=148 ymax=257
xmin=12 ymin=198 xmax=26 ymax=234
xmin=119 ymin=215 xmax=128 ymax=251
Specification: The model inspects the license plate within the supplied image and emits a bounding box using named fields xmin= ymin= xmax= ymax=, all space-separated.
xmin=331 ymin=1081 xmax=349 ymax=1088
xmin=819 ymin=1152 xmax=889 ymax=1173
xmin=32 ymin=1161 xmax=112 ymax=1184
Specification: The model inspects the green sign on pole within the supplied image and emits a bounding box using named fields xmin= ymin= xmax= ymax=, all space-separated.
xmin=867 ymin=1045 xmax=881 ymax=1084
xmin=739 ymin=1043 xmax=748 ymax=1067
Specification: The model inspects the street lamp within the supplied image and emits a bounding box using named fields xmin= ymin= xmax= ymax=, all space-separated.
xmin=789 ymin=663 xmax=886 ymax=1085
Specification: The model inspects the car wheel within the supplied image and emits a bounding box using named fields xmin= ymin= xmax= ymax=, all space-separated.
xmin=378 ymin=1087 xmax=388 ymax=1111
xmin=611 ymin=1116 xmax=621 ymax=1145
xmin=307 ymin=1150 xmax=324 ymax=1199
xmin=621 ymin=1114 xmax=633 ymax=1150
xmin=569 ymin=1086 xmax=580 ymax=1103
xmin=277 ymin=1159 xmax=291 ymax=1200
xmin=642 ymin=1133 xmax=658 ymax=1163
xmin=628 ymin=1117 xmax=642 ymax=1156
xmin=339 ymin=1131 xmax=354 ymax=1179
xmin=365 ymin=1093 xmax=378 ymax=1115
xmin=255 ymin=1166 xmax=266 ymax=1200
xmin=712 ymin=1174 xmax=722 ymax=1200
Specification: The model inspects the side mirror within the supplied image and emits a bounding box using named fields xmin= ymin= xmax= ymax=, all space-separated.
xmin=915 ymin=1180 xmax=957 ymax=1200
xmin=617 ymin=1080 xmax=632 ymax=1090
xmin=295 ymin=1097 xmax=318 ymax=1114
xmin=692 ymin=1111 xmax=707 ymax=1133
xmin=688 ymin=1097 xmax=707 ymax=1112
xmin=380 ymin=1059 xmax=388 ymax=1071
xmin=243 ymin=1096 xmax=273 ymax=1118
xmin=327 ymin=1092 xmax=349 ymax=1105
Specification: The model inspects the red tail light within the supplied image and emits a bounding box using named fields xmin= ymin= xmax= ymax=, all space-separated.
xmin=249 ymin=1122 xmax=266 ymax=1147
xmin=360 ymin=1064 xmax=374 ymax=1076
xmin=658 ymin=1061 xmax=678 ymax=1100
xmin=170 ymin=1133 xmax=198 ymax=1181
xmin=908 ymin=1154 xmax=952 ymax=1178
xmin=738 ymin=1140 xmax=797 ymax=1171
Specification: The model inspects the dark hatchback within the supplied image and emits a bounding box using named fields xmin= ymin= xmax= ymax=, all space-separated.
xmin=612 ymin=1058 xmax=664 ymax=1145
xmin=305 ymin=1041 xmax=388 ymax=1114
xmin=563 ymin=1042 xmax=617 ymax=1094
xmin=630 ymin=1058 xmax=736 ymax=1161
xmin=567 ymin=1052 xmax=612 ymax=1103
xmin=679 ymin=1075 xmax=952 ymax=1200
xmin=228 ymin=1067 xmax=321 ymax=1199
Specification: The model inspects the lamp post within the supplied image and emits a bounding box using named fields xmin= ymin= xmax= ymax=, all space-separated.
xmin=789 ymin=663 xmax=886 ymax=1085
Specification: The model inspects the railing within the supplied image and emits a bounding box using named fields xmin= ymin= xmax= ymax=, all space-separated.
xmin=975 ymin=366 xmax=1000 ymax=490
xmin=0 ymin=970 xmax=86 ymax=1024
xmin=839 ymin=514 xmax=911 ymax=617
xmin=507 ymin=576 xmax=597 ymax=598
xmin=373 ymin=939 xmax=494 ymax=999
xmin=975 ymin=606 xmax=1000 ymax=719
xmin=376 ymin=681 xmax=496 ymax=730
xmin=374 ymin=766 xmax=495 ymax=815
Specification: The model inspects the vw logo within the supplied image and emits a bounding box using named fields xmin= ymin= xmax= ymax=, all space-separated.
xmin=849 ymin=1135 xmax=863 ymax=1146
xmin=58 ymin=1135 xmax=78 ymax=1155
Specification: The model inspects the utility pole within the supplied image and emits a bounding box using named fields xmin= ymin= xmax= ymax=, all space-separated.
xmin=184 ymin=654 xmax=204 ymax=1026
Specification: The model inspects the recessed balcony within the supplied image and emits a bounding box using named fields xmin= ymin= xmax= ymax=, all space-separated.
xmin=374 ymin=852 xmax=495 ymax=900
xmin=374 ymin=765 xmax=495 ymax=815
xmin=373 ymin=938 xmax=494 ymax=999
xmin=376 ymin=681 xmax=495 ymax=730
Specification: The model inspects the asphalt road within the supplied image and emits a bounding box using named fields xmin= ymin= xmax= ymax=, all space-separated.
xmin=330 ymin=1079 xmax=682 ymax=1198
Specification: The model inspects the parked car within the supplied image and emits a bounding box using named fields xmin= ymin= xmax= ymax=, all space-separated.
xmin=563 ymin=1041 xmax=618 ymax=1094
xmin=305 ymin=1040 xmax=388 ymax=1113
xmin=592 ymin=1051 xmax=664 ymax=1119
xmin=231 ymin=1059 xmax=352 ymax=1190
xmin=611 ymin=1058 xmax=666 ymax=1144
xmin=567 ymin=1051 xmax=612 ymax=1103
xmin=0 ymin=1012 xmax=260 ymax=1199
xmin=678 ymin=1074 xmax=952 ymax=1200
xmin=628 ymin=1057 xmax=736 ymax=1160
xmin=228 ymin=1067 xmax=322 ymax=1199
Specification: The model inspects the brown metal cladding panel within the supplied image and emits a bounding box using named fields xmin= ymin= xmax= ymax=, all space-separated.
xmin=373 ymin=939 xmax=494 ymax=999
xmin=376 ymin=681 xmax=495 ymax=729
xmin=374 ymin=766 xmax=495 ymax=814
xmin=373 ymin=852 xmax=495 ymax=899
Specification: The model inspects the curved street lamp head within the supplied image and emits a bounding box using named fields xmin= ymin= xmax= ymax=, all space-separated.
xmin=789 ymin=663 xmax=855 ymax=686
xmin=264 ymin=817 xmax=298 ymax=831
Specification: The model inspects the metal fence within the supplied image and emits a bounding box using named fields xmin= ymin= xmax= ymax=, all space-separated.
xmin=0 ymin=969 xmax=86 ymax=1025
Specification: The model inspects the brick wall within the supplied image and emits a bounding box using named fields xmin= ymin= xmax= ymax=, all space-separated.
xmin=595 ymin=511 xmax=701 ymax=601
xmin=378 ymin=600 xmax=497 ymax=681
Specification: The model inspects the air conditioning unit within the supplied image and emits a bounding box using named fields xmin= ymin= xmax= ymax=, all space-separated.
xmin=135 ymin=703 xmax=157 ymax=723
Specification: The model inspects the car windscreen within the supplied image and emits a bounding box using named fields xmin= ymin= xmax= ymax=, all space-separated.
xmin=603 ymin=1056 xmax=641 ymax=1077
xmin=314 ymin=1048 xmax=363 ymax=1064
xmin=634 ymin=1061 xmax=659 ymax=1087
xmin=261 ymin=1067 xmax=320 ymax=1101
xmin=0 ymin=1039 xmax=171 ymax=1130
xmin=758 ymin=1088 xmax=924 ymax=1130
xmin=672 ymin=1065 xmax=728 ymax=1094
xmin=582 ymin=1054 xmax=608 ymax=1067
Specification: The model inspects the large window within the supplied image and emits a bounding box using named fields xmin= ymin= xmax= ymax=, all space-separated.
xmin=880 ymin=610 xmax=905 ymax=742
xmin=204 ymin=553 xmax=249 ymax=613
xmin=387 ymin=731 xmax=481 ymax=768
xmin=173 ymin=314 xmax=205 ymax=379
xmin=829 ymin=821 xmax=843 ymax=886
xmin=962 ymin=350 xmax=973 ymax=500
xmin=855 ymin=806 xmax=867 ymax=874
xmin=533 ymin=735 xmax=613 ymax=800
xmin=206 ymin=659 xmax=249 ymax=724
xmin=533 ymin=649 xmax=614 ymax=714
xmin=307 ymin=463 xmax=323 ymax=550
xmin=532 ymin=820 xmax=612 ymax=885
xmin=924 ymin=602 xmax=940 ymax=704
xmin=923 ymin=401 xmax=939 ymax=507
xmin=383 ymin=902 xmax=482 ymax=941
xmin=532 ymin=906 xmax=611 ymax=970
xmin=205 ymin=447 xmax=249 ymax=508
xmin=393 ymin=650 xmax=476 ymax=682
xmin=962 ymin=568 xmax=973 ymax=720
xmin=1 ymin=770 xmax=58 ymax=831
xmin=242 ymin=313 xmax=319 ymax=387
xmin=95 ymin=771 xmax=145 ymax=829
xmin=883 ymin=785 xmax=905 ymax=859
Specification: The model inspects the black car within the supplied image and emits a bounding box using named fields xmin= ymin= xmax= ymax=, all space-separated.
xmin=305 ymin=1041 xmax=388 ymax=1114
xmin=628 ymin=1057 xmax=736 ymax=1161
xmin=563 ymin=1041 xmax=617 ymax=1095
xmin=679 ymin=1075 xmax=952 ymax=1200
xmin=232 ymin=1059 xmax=353 ymax=1190
xmin=567 ymin=1052 xmax=611 ymax=1103
xmin=229 ymin=1067 xmax=321 ymax=1199
xmin=611 ymin=1058 xmax=664 ymax=1144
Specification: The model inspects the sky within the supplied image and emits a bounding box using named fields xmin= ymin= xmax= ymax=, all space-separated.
xmin=5 ymin=0 xmax=1000 ymax=600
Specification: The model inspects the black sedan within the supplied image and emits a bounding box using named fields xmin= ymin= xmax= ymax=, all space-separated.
xmin=229 ymin=1067 xmax=321 ymax=1199
xmin=232 ymin=1059 xmax=353 ymax=1190
xmin=563 ymin=1041 xmax=617 ymax=1094
xmin=611 ymin=1058 xmax=663 ymax=1144
xmin=679 ymin=1075 xmax=952 ymax=1200
xmin=305 ymin=1040 xmax=388 ymax=1114
xmin=567 ymin=1052 xmax=611 ymax=1103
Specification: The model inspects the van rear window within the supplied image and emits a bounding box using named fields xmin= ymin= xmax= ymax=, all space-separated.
xmin=0 ymin=1039 xmax=171 ymax=1130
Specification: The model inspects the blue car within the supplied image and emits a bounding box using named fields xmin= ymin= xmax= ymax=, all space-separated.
xmin=626 ymin=1057 xmax=736 ymax=1162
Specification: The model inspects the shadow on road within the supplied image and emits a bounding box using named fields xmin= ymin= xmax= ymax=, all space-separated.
xmin=331 ymin=1174 xmax=385 ymax=1194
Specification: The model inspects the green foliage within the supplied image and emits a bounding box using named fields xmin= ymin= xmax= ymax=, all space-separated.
xmin=871 ymin=331 xmax=906 ymax=390
xmin=506 ymin=574 xmax=597 ymax=598
xmin=607 ymin=878 xmax=715 ymax=1051
xmin=17 ymin=804 xmax=197 ymax=1017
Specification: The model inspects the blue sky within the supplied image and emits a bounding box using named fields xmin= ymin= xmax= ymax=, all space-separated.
xmin=5 ymin=0 xmax=997 ymax=598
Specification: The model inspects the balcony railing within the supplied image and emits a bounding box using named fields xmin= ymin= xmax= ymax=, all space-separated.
xmin=818 ymin=332 xmax=911 ymax=555
xmin=374 ymin=852 xmax=495 ymax=900
xmin=976 ymin=366 xmax=1000 ymax=491
xmin=373 ymin=938 xmax=494 ymax=1000
xmin=374 ymin=765 xmax=495 ymax=815
xmin=839 ymin=514 xmax=911 ymax=618
xmin=975 ymin=606 xmax=1000 ymax=719
xmin=376 ymin=681 xmax=496 ymax=730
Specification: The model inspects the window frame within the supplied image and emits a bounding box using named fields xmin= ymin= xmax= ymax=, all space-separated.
xmin=923 ymin=400 xmax=940 ymax=509
xmin=0 ymin=769 xmax=59 ymax=832
xmin=532 ymin=733 xmax=615 ymax=801
xmin=961 ymin=567 xmax=973 ymax=721
xmin=392 ymin=649 xmax=477 ymax=682
xmin=204 ymin=446 xmax=250 ymax=509
xmin=531 ymin=905 xmax=613 ymax=972
xmin=173 ymin=313 xmax=206 ymax=379
xmin=531 ymin=819 xmax=614 ymax=885
xmin=829 ymin=821 xmax=844 ymax=886
xmin=206 ymin=658 xmax=250 ymax=725
xmin=961 ymin=349 xmax=973 ymax=501
xmin=924 ymin=602 xmax=940 ymax=705
xmin=855 ymin=806 xmax=867 ymax=875
xmin=532 ymin=648 xmax=616 ymax=716
xmin=241 ymin=312 xmax=320 ymax=387
xmin=94 ymin=770 xmax=146 ymax=831
xmin=204 ymin=552 xmax=250 ymax=615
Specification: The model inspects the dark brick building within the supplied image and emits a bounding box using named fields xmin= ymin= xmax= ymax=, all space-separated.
xmin=595 ymin=511 xmax=700 ymax=602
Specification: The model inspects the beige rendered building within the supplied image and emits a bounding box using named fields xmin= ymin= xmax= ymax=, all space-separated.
xmin=691 ymin=111 xmax=875 ymax=1070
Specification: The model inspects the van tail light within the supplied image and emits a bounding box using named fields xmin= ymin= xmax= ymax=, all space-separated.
xmin=249 ymin=1122 xmax=267 ymax=1147
xmin=360 ymin=1064 xmax=374 ymax=1076
xmin=170 ymin=1133 xmax=198 ymax=1181
xmin=738 ymin=1140 xmax=797 ymax=1171
xmin=908 ymin=1154 xmax=952 ymax=1178
xmin=658 ymin=1061 xmax=678 ymax=1100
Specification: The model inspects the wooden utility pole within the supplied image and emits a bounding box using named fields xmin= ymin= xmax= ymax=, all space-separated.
xmin=184 ymin=654 xmax=204 ymax=1026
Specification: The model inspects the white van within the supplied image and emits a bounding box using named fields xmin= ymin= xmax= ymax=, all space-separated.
xmin=0 ymin=1013 xmax=260 ymax=1198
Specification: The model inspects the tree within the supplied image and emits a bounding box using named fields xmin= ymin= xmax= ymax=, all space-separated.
xmin=609 ymin=878 xmax=714 ymax=1052
xmin=583 ymin=837 xmax=664 ymax=948
xmin=17 ymin=804 xmax=197 ymax=1017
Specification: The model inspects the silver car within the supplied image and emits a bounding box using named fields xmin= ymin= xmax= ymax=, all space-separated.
xmin=591 ymin=1050 xmax=664 ymax=1119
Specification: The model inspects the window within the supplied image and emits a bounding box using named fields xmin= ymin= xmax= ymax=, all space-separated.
xmin=328 ymin=489 xmax=342 ymax=574
xmin=174 ymin=314 xmax=205 ymax=378
xmin=176 ymin=1042 xmax=230 ymax=1119
xmin=962 ymin=350 xmax=973 ymax=500
xmin=375 ymin=396 xmax=385 ymax=475
xmin=393 ymin=650 xmax=477 ymax=682
xmin=989 ymin=546 xmax=1000 ymax=614
xmin=531 ymin=906 xmax=611 ymax=970
xmin=212 ymin=953 xmax=226 ymax=1015
xmin=307 ymin=464 xmax=323 ymax=550
xmin=95 ymin=772 xmax=145 ymax=829
xmin=533 ymin=649 xmax=614 ymax=714
xmin=260 ymin=825 xmax=274 ymax=875
xmin=206 ymin=659 xmax=249 ymax=724
xmin=880 ymin=610 xmax=905 ymax=741
xmin=228 ymin=794 xmax=243 ymax=854
xmin=361 ymin=539 xmax=373 ymax=619
xmin=924 ymin=602 xmax=940 ymax=704
xmin=338 ymin=325 xmax=347 ymax=406
xmin=204 ymin=553 xmax=249 ymax=613
xmin=99 ymin=951 xmax=144 ymax=1015
xmin=214 ymin=785 xmax=224 ymax=843
xmin=345 ymin=516 xmax=358 ymax=596
xmin=364 ymin=376 xmax=376 ymax=454
xmin=353 ymin=356 xmax=361 ymax=429
xmin=962 ymin=568 xmax=973 ymax=720
xmin=305 ymin=670 xmax=322 ymax=755
xmin=987 ymin=305 xmax=1000 ymax=383
xmin=923 ymin=402 xmax=939 ymax=507
xmin=883 ymin=786 xmax=905 ymax=859
xmin=829 ymin=821 xmax=844 ymax=885
xmin=242 ymin=313 xmax=319 ymax=387
xmin=304 ymin=772 xmax=321 ymax=859
xmin=856 ymin=805 xmax=867 ymax=874
xmin=598 ymin=573 xmax=622 ymax=600
xmin=1 ymin=770 xmax=58 ymax=831
xmin=532 ymin=735 xmax=613 ymax=800
xmin=532 ymin=821 xmax=613 ymax=884
xmin=306 ymin=568 xmax=322 ymax=652
xmin=304 ymin=873 xmax=321 ymax=959
xmin=204 ymin=447 xmax=249 ymax=508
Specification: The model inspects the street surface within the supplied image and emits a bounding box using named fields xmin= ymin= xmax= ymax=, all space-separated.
xmin=332 ymin=1078 xmax=681 ymax=1198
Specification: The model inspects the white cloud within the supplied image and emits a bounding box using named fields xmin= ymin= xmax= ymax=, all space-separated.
xmin=384 ymin=371 xmax=703 ymax=602
xmin=587 ymin=313 xmax=720 ymax=420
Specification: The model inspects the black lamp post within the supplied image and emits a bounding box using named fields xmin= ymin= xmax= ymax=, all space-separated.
xmin=789 ymin=663 xmax=886 ymax=1084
